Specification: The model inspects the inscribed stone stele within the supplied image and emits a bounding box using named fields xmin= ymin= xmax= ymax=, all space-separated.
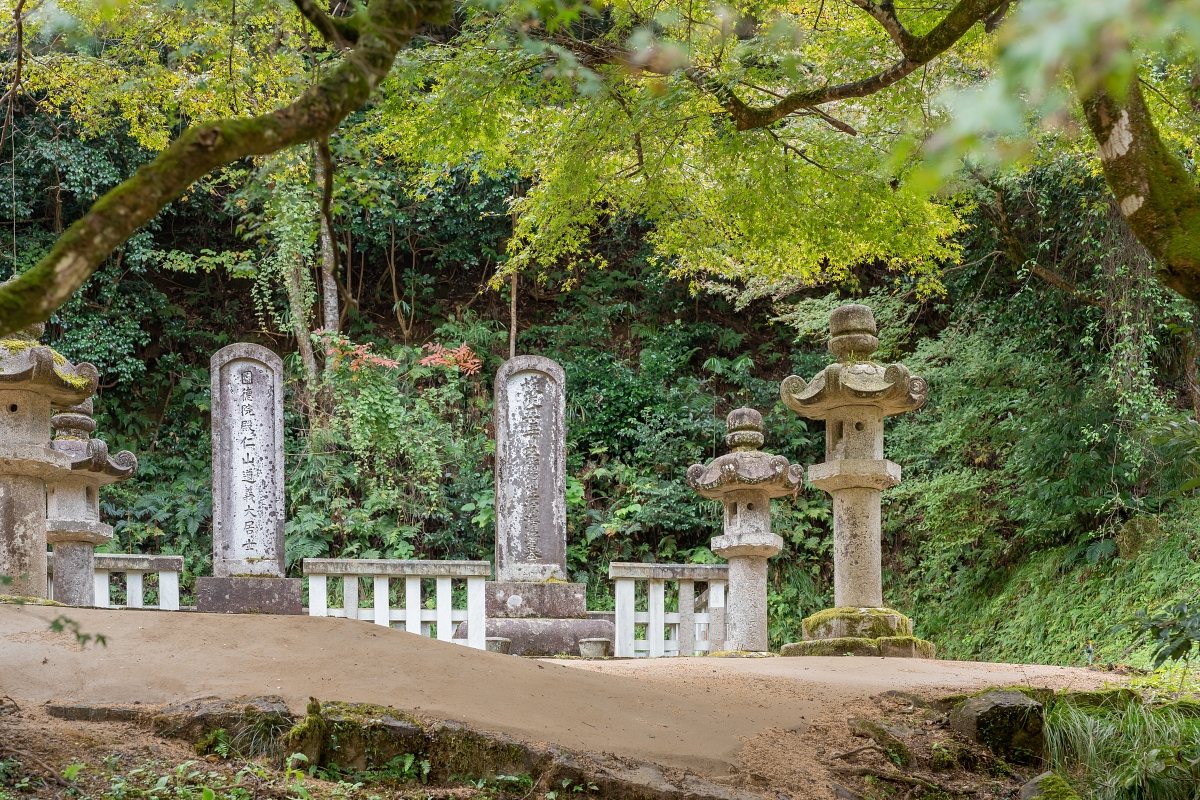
xmin=494 ymin=356 xmax=566 ymax=582
xmin=211 ymin=344 xmax=284 ymax=578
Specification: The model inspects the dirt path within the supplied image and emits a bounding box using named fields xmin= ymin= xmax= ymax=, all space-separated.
xmin=0 ymin=605 xmax=1120 ymax=779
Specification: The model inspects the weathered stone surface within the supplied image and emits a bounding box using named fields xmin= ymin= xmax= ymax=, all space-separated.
xmin=878 ymin=636 xmax=936 ymax=659
xmin=1057 ymin=688 xmax=1139 ymax=711
xmin=211 ymin=344 xmax=285 ymax=578
xmin=579 ymin=638 xmax=610 ymax=658
xmin=781 ymin=304 xmax=929 ymax=645
xmin=0 ymin=474 xmax=52 ymax=597
xmin=606 ymin=563 xmax=729 ymax=581
xmin=196 ymin=576 xmax=301 ymax=615
xmin=494 ymin=356 xmax=567 ymax=583
xmin=1019 ymin=771 xmax=1081 ymax=800
xmin=949 ymin=690 xmax=1044 ymax=765
xmin=688 ymin=409 xmax=795 ymax=653
xmin=49 ymin=541 xmax=96 ymax=606
xmin=780 ymin=637 xmax=881 ymax=657
xmin=152 ymin=695 xmax=292 ymax=744
xmin=48 ymin=702 xmax=144 ymax=723
xmin=454 ymin=618 xmax=616 ymax=657
xmin=486 ymin=581 xmax=586 ymax=618
xmin=802 ymin=607 xmax=912 ymax=640
xmin=485 ymin=637 xmax=512 ymax=654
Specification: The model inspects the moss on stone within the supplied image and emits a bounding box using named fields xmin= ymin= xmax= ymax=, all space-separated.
xmin=929 ymin=740 xmax=974 ymax=772
xmin=801 ymin=606 xmax=912 ymax=640
xmin=0 ymin=595 xmax=63 ymax=606
xmin=0 ymin=338 xmax=36 ymax=354
xmin=282 ymin=697 xmax=329 ymax=767
xmin=781 ymin=637 xmax=880 ymax=657
xmin=1157 ymin=698 xmax=1200 ymax=718
xmin=848 ymin=717 xmax=910 ymax=767
xmin=1057 ymin=688 xmax=1139 ymax=711
xmin=1025 ymin=773 xmax=1082 ymax=800
xmin=878 ymin=636 xmax=936 ymax=659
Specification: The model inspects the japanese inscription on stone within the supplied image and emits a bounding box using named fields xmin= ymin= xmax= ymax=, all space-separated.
xmin=494 ymin=356 xmax=566 ymax=582
xmin=211 ymin=343 xmax=284 ymax=578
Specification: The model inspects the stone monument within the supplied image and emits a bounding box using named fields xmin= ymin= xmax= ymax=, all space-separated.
xmin=197 ymin=343 xmax=300 ymax=614
xmin=455 ymin=355 xmax=613 ymax=654
xmin=0 ymin=320 xmax=101 ymax=599
xmin=777 ymin=303 xmax=935 ymax=658
xmin=687 ymin=408 xmax=803 ymax=652
xmin=48 ymin=399 xmax=138 ymax=606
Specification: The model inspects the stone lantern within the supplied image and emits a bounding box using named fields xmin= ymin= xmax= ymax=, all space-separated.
xmin=0 ymin=321 xmax=98 ymax=598
xmin=47 ymin=398 xmax=137 ymax=606
xmin=778 ymin=303 xmax=935 ymax=658
xmin=687 ymin=408 xmax=803 ymax=652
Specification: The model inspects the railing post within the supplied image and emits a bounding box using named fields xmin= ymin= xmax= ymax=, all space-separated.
xmin=343 ymin=575 xmax=359 ymax=621
xmin=615 ymin=577 xmax=635 ymax=657
xmin=126 ymin=572 xmax=144 ymax=608
xmin=94 ymin=571 xmax=109 ymax=608
xmin=159 ymin=570 xmax=180 ymax=611
xmin=467 ymin=576 xmax=485 ymax=650
xmin=709 ymin=580 xmax=726 ymax=652
xmin=648 ymin=578 xmax=665 ymax=657
xmin=373 ymin=575 xmax=390 ymax=627
xmin=436 ymin=577 xmax=452 ymax=641
xmin=679 ymin=579 xmax=695 ymax=656
xmin=405 ymin=576 xmax=421 ymax=634
xmin=308 ymin=575 xmax=327 ymax=617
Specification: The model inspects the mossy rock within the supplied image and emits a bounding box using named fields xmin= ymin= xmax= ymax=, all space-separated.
xmin=1154 ymin=698 xmax=1200 ymax=718
xmin=283 ymin=698 xmax=330 ymax=767
xmin=929 ymin=740 xmax=975 ymax=772
xmin=878 ymin=636 xmax=936 ymax=659
xmin=0 ymin=595 xmax=64 ymax=606
xmin=781 ymin=637 xmax=880 ymax=657
xmin=1056 ymin=688 xmax=1139 ymax=711
xmin=1019 ymin=771 xmax=1081 ymax=800
xmin=847 ymin=717 xmax=910 ymax=767
xmin=801 ymin=607 xmax=912 ymax=640
xmin=949 ymin=690 xmax=1044 ymax=766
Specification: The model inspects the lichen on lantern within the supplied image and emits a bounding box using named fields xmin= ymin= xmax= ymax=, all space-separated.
xmin=778 ymin=303 xmax=935 ymax=659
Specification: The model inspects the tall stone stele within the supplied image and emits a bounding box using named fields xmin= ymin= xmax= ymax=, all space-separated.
xmin=687 ymin=408 xmax=803 ymax=653
xmin=196 ymin=343 xmax=301 ymax=615
xmin=778 ymin=304 xmax=935 ymax=658
xmin=455 ymin=355 xmax=613 ymax=655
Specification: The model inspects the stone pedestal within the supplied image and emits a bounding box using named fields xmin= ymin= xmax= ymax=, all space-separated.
xmin=197 ymin=576 xmax=302 ymax=615
xmin=688 ymin=408 xmax=802 ymax=653
xmin=486 ymin=581 xmax=585 ymax=618
xmin=779 ymin=304 xmax=934 ymax=658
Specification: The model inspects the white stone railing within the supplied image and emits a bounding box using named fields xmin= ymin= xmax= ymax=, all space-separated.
xmin=608 ymin=563 xmax=729 ymax=657
xmin=47 ymin=553 xmax=183 ymax=610
xmin=302 ymin=559 xmax=490 ymax=650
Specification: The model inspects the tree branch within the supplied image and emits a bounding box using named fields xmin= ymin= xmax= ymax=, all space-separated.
xmin=682 ymin=0 xmax=1007 ymax=130
xmin=292 ymin=0 xmax=360 ymax=47
xmin=1079 ymin=75 xmax=1200 ymax=302
xmin=0 ymin=0 xmax=451 ymax=335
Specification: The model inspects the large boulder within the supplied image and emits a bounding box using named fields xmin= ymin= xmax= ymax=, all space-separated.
xmin=949 ymin=690 xmax=1044 ymax=765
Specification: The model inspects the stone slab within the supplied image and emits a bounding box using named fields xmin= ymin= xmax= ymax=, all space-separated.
xmin=494 ymin=356 xmax=567 ymax=582
xmin=485 ymin=581 xmax=586 ymax=618
xmin=780 ymin=635 xmax=935 ymax=659
xmin=211 ymin=343 xmax=285 ymax=578
xmin=807 ymin=458 xmax=901 ymax=492
xmin=607 ymin=563 xmax=730 ymax=581
xmin=453 ymin=618 xmax=615 ymax=657
xmin=196 ymin=576 xmax=301 ymax=615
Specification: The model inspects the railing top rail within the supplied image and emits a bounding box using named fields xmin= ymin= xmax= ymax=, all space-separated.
xmin=302 ymin=559 xmax=492 ymax=577
xmin=47 ymin=553 xmax=184 ymax=573
xmin=608 ymin=562 xmax=730 ymax=580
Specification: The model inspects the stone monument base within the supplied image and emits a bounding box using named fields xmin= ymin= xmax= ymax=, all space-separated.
xmin=781 ymin=635 xmax=936 ymax=659
xmin=196 ymin=577 xmax=302 ymax=615
xmin=454 ymin=618 xmax=615 ymax=657
xmin=486 ymin=581 xmax=586 ymax=618
xmin=801 ymin=606 xmax=913 ymax=640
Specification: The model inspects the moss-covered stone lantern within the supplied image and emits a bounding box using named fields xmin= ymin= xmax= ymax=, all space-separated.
xmin=688 ymin=408 xmax=803 ymax=652
xmin=0 ymin=321 xmax=98 ymax=598
xmin=778 ymin=304 xmax=936 ymax=658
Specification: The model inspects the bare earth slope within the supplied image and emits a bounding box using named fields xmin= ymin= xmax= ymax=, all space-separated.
xmin=0 ymin=606 xmax=1114 ymax=777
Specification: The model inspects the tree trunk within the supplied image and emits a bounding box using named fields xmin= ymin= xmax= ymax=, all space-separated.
xmin=0 ymin=0 xmax=453 ymax=336
xmin=312 ymin=143 xmax=339 ymax=332
xmin=1078 ymin=76 xmax=1200 ymax=302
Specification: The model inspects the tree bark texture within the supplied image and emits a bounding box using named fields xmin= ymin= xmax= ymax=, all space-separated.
xmin=0 ymin=0 xmax=452 ymax=336
xmin=285 ymin=261 xmax=320 ymax=385
xmin=1079 ymin=79 xmax=1200 ymax=303
xmin=312 ymin=143 xmax=340 ymax=332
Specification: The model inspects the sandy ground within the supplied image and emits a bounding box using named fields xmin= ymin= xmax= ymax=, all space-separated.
xmin=0 ymin=605 xmax=1122 ymax=779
